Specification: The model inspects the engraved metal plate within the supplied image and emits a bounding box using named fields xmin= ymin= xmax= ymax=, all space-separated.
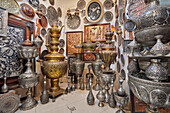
xmin=47 ymin=6 xmax=58 ymax=27
xmin=0 ymin=93 xmax=20 ymax=113
xmin=104 ymin=11 xmax=113 ymax=22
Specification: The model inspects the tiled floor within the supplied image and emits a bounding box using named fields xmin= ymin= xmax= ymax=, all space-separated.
xmin=16 ymin=83 xmax=131 ymax=113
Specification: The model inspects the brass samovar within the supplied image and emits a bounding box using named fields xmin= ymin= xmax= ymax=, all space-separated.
xmin=42 ymin=25 xmax=67 ymax=100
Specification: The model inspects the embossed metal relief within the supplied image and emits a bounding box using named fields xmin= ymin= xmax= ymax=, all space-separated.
xmin=84 ymin=23 xmax=110 ymax=42
xmin=66 ymin=31 xmax=83 ymax=55
xmin=0 ymin=25 xmax=25 ymax=78
xmin=0 ymin=7 xmax=8 ymax=37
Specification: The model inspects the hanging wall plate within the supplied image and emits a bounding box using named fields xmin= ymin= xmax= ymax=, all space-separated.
xmin=120 ymin=54 xmax=125 ymax=66
xmin=58 ymin=7 xmax=62 ymax=18
xmin=115 ymin=18 xmax=119 ymax=31
xmin=28 ymin=0 xmax=39 ymax=8
xmin=118 ymin=47 xmax=120 ymax=58
xmin=104 ymin=11 xmax=113 ymax=22
xmin=41 ymin=28 xmax=47 ymax=36
xmin=67 ymin=15 xmax=81 ymax=29
xmin=49 ymin=0 xmax=54 ymax=5
xmin=0 ymin=0 xmax=19 ymax=14
xmin=38 ymin=4 xmax=46 ymax=15
xmin=85 ymin=0 xmax=104 ymax=23
xmin=115 ymin=4 xmax=118 ymax=18
xmin=121 ymin=69 xmax=126 ymax=80
xmin=40 ymin=16 xmax=48 ymax=29
xmin=77 ymin=0 xmax=86 ymax=10
xmin=117 ymin=61 xmax=121 ymax=73
xmin=59 ymin=39 xmax=65 ymax=47
xmin=20 ymin=3 xmax=35 ymax=19
xmin=124 ymin=19 xmax=136 ymax=32
xmin=47 ymin=6 xmax=58 ymax=26
xmin=59 ymin=48 xmax=64 ymax=54
xmin=103 ymin=0 xmax=114 ymax=10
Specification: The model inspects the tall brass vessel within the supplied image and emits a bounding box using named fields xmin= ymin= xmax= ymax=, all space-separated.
xmin=42 ymin=25 xmax=67 ymax=99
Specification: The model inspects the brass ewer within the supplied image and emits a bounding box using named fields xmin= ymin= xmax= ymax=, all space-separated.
xmin=42 ymin=25 xmax=67 ymax=100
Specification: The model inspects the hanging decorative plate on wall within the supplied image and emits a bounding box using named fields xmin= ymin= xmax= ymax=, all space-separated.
xmin=115 ymin=18 xmax=119 ymax=31
xmin=118 ymin=47 xmax=120 ymax=58
xmin=40 ymin=16 xmax=48 ymax=29
xmin=103 ymin=0 xmax=114 ymax=10
xmin=124 ymin=19 xmax=136 ymax=32
xmin=41 ymin=28 xmax=47 ymax=36
xmin=0 ymin=94 xmax=20 ymax=113
xmin=28 ymin=0 xmax=39 ymax=8
xmin=47 ymin=6 xmax=58 ymax=27
xmin=38 ymin=4 xmax=46 ymax=15
xmin=0 ymin=0 xmax=19 ymax=14
xmin=120 ymin=54 xmax=125 ymax=66
xmin=49 ymin=0 xmax=54 ymax=5
xmin=20 ymin=3 xmax=35 ymax=19
xmin=83 ymin=17 xmax=89 ymax=24
xmin=104 ymin=11 xmax=113 ymax=22
xmin=115 ymin=4 xmax=118 ymax=18
xmin=59 ymin=39 xmax=65 ymax=47
xmin=67 ymin=15 xmax=81 ymax=29
xmin=59 ymin=20 xmax=62 ymax=27
xmin=58 ymin=7 xmax=62 ymax=18
xmin=121 ymin=69 xmax=126 ymax=80
xmin=117 ymin=61 xmax=121 ymax=73
xmin=119 ymin=8 xmax=124 ymax=25
xmin=85 ymin=0 xmax=104 ymax=23
xmin=59 ymin=48 xmax=64 ymax=54
xmin=77 ymin=0 xmax=86 ymax=10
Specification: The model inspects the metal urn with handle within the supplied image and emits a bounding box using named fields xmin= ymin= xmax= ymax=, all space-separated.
xmin=42 ymin=25 xmax=67 ymax=101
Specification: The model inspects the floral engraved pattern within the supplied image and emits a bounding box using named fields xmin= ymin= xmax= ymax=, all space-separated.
xmin=0 ymin=26 xmax=24 ymax=78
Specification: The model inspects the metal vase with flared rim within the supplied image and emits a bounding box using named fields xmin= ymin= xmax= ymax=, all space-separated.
xmin=108 ymin=78 xmax=116 ymax=108
xmin=72 ymin=53 xmax=85 ymax=89
xmin=99 ymin=70 xmax=116 ymax=103
xmin=20 ymin=88 xmax=38 ymax=111
xmin=1 ymin=73 xmax=8 ymax=93
xmin=40 ymin=76 xmax=49 ymax=104
xmin=87 ymin=78 xmax=95 ymax=105
xmin=96 ymin=88 xmax=105 ymax=107
xmin=80 ymin=76 xmax=85 ymax=90
xmin=92 ymin=53 xmax=103 ymax=91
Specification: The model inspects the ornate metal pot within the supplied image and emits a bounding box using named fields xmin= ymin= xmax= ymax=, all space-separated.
xmin=145 ymin=59 xmax=168 ymax=81
xmin=72 ymin=53 xmax=85 ymax=89
xmin=42 ymin=25 xmax=67 ymax=100
xmin=99 ymin=70 xmax=116 ymax=103
xmin=132 ymin=0 xmax=170 ymax=47
xmin=128 ymin=74 xmax=170 ymax=112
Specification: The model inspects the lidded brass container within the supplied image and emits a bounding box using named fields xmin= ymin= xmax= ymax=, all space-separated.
xmin=101 ymin=31 xmax=117 ymax=71
xmin=42 ymin=25 xmax=67 ymax=99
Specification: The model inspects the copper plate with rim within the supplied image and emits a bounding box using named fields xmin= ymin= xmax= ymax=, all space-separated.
xmin=58 ymin=7 xmax=62 ymax=17
xmin=49 ymin=0 xmax=54 ymax=5
xmin=20 ymin=3 xmax=35 ymax=19
xmin=40 ymin=16 xmax=48 ymax=28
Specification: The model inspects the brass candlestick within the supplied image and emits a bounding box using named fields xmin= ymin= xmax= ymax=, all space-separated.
xmin=42 ymin=25 xmax=67 ymax=100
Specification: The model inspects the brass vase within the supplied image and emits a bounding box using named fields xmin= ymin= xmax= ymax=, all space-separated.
xmin=101 ymin=31 xmax=117 ymax=71
xmin=42 ymin=25 xmax=67 ymax=100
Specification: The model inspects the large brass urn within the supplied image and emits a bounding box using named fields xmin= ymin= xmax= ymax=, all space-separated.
xmin=42 ymin=25 xmax=67 ymax=99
